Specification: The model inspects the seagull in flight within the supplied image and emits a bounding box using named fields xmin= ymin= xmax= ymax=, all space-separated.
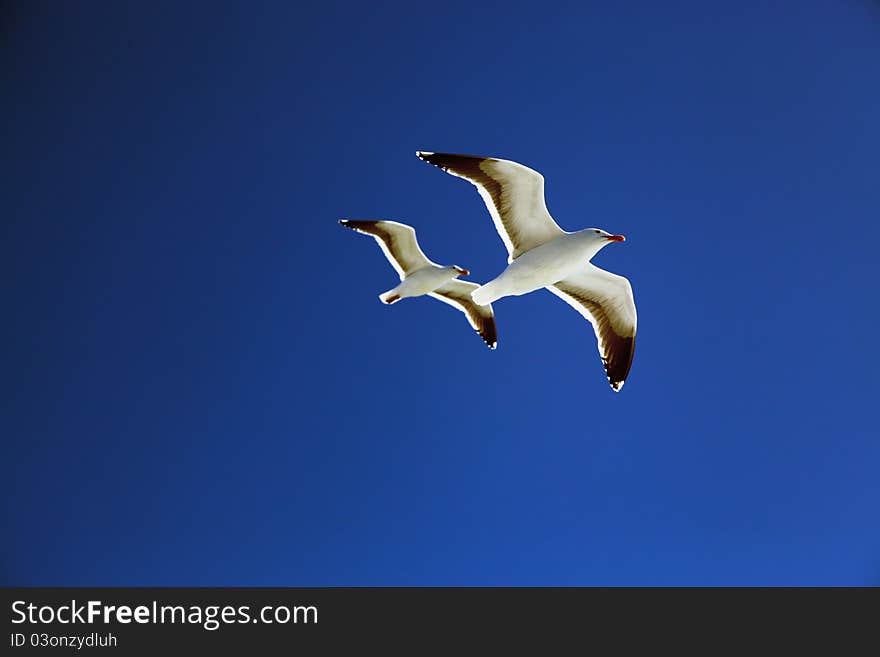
xmin=340 ymin=219 xmax=497 ymax=349
xmin=416 ymin=152 xmax=637 ymax=391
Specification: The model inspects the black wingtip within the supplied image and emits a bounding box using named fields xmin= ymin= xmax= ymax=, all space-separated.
xmin=340 ymin=219 xmax=377 ymax=231
xmin=481 ymin=326 xmax=498 ymax=350
xmin=416 ymin=151 xmax=455 ymax=167
xmin=415 ymin=151 xmax=492 ymax=177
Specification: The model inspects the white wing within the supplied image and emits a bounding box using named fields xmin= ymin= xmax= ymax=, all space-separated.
xmin=417 ymin=152 xmax=565 ymax=261
xmin=547 ymin=264 xmax=637 ymax=391
xmin=429 ymin=280 xmax=497 ymax=349
xmin=340 ymin=220 xmax=436 ymax=279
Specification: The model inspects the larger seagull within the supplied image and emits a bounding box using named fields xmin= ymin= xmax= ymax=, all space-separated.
xmin=417 ymin=152 xmax=637 ymax=391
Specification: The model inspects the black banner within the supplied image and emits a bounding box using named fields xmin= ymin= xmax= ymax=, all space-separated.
xmin=2 ymin=587 xmax=877 ymax=652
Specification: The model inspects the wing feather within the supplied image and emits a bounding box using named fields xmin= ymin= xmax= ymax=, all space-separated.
xmin=340 ymin=220 xmax=436 ymax=278
xmin=417 ymin=152 xmax=564 ymax=261
xmin=429 ymin=280 xmax=497 ymax=349
xmin=547 ymin=265 xmax=637 ymax=391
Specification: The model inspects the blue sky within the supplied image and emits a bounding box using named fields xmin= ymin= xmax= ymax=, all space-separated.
xmin=3 ymin=1 xmax=879 ymax=585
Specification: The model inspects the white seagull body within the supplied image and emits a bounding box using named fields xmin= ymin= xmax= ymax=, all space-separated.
xmin=416 ymin=152 xmax=637 ymax=391
xmin=340 ymin=219 xmax=497 ymax=349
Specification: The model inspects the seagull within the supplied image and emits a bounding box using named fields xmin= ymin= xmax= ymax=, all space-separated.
xmin=340 ymin=219 xmax=497 ymax=349
xmin=416 ymin=152 xmax=637 ymax=391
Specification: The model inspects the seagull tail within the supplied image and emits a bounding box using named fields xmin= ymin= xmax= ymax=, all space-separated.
xmin=470 ymin=282 xmax=500 ymax=307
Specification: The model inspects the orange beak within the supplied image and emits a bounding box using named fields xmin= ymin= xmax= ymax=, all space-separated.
xmin=458 ymin=268 xmax=470 ymax=276
xmin=606 ymin=234 xmax=626 ymax=242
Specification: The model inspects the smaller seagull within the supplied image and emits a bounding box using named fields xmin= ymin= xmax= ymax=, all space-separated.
xmin=340 ymin=219 xmax=497 ymax=349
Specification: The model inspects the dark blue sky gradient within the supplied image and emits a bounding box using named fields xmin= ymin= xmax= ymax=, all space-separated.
xmin=3 ymin=1 xmax=879 ymax=585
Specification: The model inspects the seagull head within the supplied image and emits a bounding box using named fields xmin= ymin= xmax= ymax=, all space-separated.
xmin=452 ymin=265 xmax=470 ymax=277
xmin=588 ymin=228 xmax=626 ymax=245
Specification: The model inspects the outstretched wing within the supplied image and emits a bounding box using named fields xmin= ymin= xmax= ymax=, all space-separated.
xmin=429 ymin=279 xmax=498 ymax=349
xmin=547 ymin=265 xmax=637 ymax=391
xmin=417 ymin=152 xmax=565 ymax=261
xmin=340 ymin=219 xmax=436 ymax=279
